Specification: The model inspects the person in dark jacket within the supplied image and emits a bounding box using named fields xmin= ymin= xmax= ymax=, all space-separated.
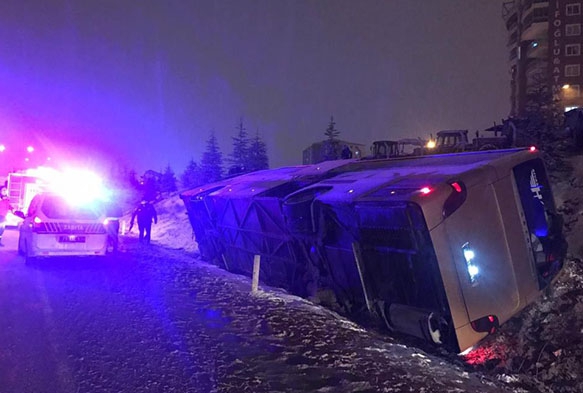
xmin=129 ymin=200 xmax=157 ymax=244
xmin=341 ymin=145 xmax=353 ymax=159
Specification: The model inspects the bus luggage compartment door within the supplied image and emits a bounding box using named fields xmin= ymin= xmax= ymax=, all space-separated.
xmin=442 ymin=182 xmax=520 ymax=325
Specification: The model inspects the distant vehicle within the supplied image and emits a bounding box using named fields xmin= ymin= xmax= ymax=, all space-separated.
xmin=424 ymin=129 xmax=512 ymax=155
xmin=5 ymin=172 xmax=48 ymax=225
xmin=368 ymin=138 xmax=426 ymax=159
xmin=396 ymin=137 xmax=426 ymax=156
xmin=369 ymin=140 xmax=399 ymax=159
xmin=17 ymin=192 xmax=110 ymax=263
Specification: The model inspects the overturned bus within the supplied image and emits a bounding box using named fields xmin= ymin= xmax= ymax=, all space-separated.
xmin=180 ymin=147 xmax=566 ymax=352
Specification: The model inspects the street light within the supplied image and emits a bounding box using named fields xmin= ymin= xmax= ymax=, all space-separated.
xmin=0 ymin=145 xmax=5 ymax=152
xmin=27 ymin=146 xmax=34 ymax=153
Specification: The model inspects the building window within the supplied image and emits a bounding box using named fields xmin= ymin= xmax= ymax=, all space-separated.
xmin=566 ymin=44 xmax=581 ymax=56
xmin=566 ymin=24 xmax=582 ymax=36
xmin=566 ymin=3 xmax=581 ymax=15
xmin=565 ymin=64 xmax=581 ymax=77
xmin=564 ymin=85 xmax=581 ymax=98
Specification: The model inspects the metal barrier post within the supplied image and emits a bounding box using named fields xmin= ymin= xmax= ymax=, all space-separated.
xmin=252 ymin=254 xmax=261 ymax=293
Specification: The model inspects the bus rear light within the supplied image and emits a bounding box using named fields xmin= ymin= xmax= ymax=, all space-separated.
xmin=451 ymin=182 xmax=462 ymax=193
xmin=443 ymin=181 xmax=467 ymax=218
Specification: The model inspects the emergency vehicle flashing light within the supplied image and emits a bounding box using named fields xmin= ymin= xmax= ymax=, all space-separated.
xmin=21 ymin=166 xmax=111 ymax=208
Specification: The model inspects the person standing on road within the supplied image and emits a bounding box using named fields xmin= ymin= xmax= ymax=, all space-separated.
xmin=0 ymin=187 xmax=14 ymax=246
xmin=128 ymin=200 xmax=157 ymax=245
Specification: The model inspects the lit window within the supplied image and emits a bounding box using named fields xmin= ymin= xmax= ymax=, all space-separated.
xmin=566 ymin=44 xmax=581 ymax=56
xmin=565 ymin=64 xmax=581 ymax=77
xmin=566 ymin=23 xmax=582 ymax=36
xmin=563 ymin=84 xmax=581 ymax=98
xmin=567 ymin=3 xmax=581 ymax=15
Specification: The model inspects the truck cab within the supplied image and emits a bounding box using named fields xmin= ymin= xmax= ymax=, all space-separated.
xmin=428 ymin=130 xmax=470 ymax=154
xmin=370 ymin=140 xmax=399 ymax=159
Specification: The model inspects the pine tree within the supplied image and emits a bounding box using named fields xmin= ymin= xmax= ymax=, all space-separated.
xmin=324 ymin=116 xmax=340 ymax=140
xmin=181 ymin=158 xmax=201 ymax=190
xmin=127 ymin=169 xmax=141 ymax=191
xmin=323 ymin=116 xmax=340 ymax=161
xmin=200 ymin=131 xmax=223 ymax=184
xmin=228 ymin=118 xmax=249 ymax=175
xmin=247 ymin=130 xmax=269 ymax=172
xmin=160 ymin=164 xmax=177 ymax=193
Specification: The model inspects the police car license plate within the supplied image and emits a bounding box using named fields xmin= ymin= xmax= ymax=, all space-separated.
xmin=58 ymin=235 xmax=86 ymax=243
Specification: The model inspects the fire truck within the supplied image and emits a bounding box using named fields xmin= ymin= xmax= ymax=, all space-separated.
xmin=6 ymin=171 xmax=49 ymax=213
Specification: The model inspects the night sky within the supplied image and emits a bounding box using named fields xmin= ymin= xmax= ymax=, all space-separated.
xmin=0 ymin=0 xmax=508 ymax=175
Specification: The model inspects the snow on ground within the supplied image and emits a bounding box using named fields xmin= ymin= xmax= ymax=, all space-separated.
xmin=121 ymin=237 xmax=524 ymax=392
xmin=116 ymin=166 xmax=583 ymax=393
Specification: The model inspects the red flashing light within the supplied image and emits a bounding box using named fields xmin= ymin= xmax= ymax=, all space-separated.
xmin=488 ymin=315 xmax=495 ymax=323
xmin=529 ymin=146 xmax=537 ymax=152
xmin=420 ymin=187 xmax=432 ymax=195
xmin=451 ymin=182 xmax=462 ymax=193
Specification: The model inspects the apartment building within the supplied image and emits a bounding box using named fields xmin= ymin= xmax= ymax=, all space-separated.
xmin=504 ymin=0 xmax=583 ymax=116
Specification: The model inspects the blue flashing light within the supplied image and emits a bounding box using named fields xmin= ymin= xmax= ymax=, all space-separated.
xmin=463 ymin=248 xmax=475 ymax=261
xmin=467 ymin=264 xmax=480 ymax=278
xmin=462 ymin=242 xmax=479 ymax=284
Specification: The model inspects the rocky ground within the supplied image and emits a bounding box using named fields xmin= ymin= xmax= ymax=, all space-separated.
xmin=459 ymin=153 xmax=583 ymax=393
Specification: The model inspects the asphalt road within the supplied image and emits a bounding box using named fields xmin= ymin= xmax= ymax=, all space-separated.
xmin=0 ymin=228 xmax=515 ymax=393
xmin=0 ymin=228 xmax=207 ymax=393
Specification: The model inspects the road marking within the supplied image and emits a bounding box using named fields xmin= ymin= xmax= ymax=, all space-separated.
xmin=34 ymin=270 xmax=76 ymax=391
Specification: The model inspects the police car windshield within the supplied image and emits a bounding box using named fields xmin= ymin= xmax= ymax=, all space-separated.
xmin=41 ymin=195 xmax=101 ymax=220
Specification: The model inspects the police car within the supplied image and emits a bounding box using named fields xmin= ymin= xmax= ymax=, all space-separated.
xmin=17 ymin=192 xmax=110 ymax=263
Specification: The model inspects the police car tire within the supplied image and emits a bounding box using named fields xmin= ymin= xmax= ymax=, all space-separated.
xmin=18 ymin=242 xmax=25 ymax=256
xmin=23 ymin=241 xmax=36 ymax=265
